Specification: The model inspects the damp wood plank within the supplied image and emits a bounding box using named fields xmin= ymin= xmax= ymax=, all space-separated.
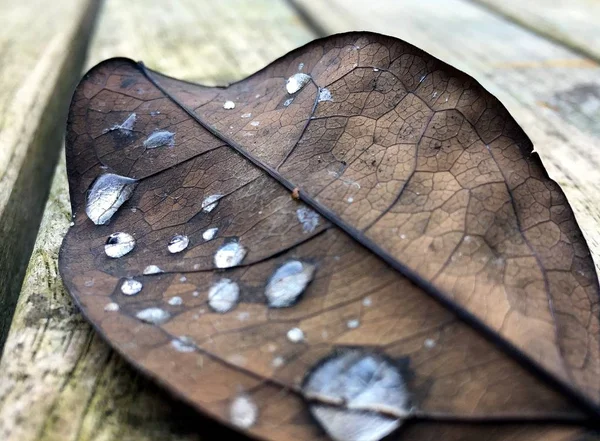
xmin=472 ymin=0 xmax=600 ymax=63
xmin=292 ymin=0 xmax=600 ymax=279
xmin=0 ymin=0 xmax=99 ymax=352
xmin=0 ymin=1 xmax=316 ymax=440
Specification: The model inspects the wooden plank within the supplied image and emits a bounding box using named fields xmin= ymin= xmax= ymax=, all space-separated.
xmin=292 ymin=0 xmax=600 ymax=279
xmin=0 ymin=1 xmax=316 ymax=440
xmin=472 ymin=0 xmax=600 ymax=64
xmin=0 ymin=0 xmax=99 ymax=350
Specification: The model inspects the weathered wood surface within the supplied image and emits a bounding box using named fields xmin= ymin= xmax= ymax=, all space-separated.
xmin=0 ymin=0 xmax=99 ymax=350
xmin=0 ymin=1 xmax=316 ymax=440
xmin=293 ymin=0 xmax=600 ymax=279
xmin=2 ymin=0 xmax=600 ymax=440
xmin=473 ymin=0 xmax=600 ymax=63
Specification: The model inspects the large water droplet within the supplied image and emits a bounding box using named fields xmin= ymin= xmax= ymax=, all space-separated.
xmin=265 ymin=260 xmax=315 ymax=308
xmin=143 ymin=130 xmax=175 ymax=149
xmin=208 ymin=278 xmax=240 ymax=313
xmin=202 ymin=227 xmax=218 ymax=241
xmin=230 ymin=394 xmax=258 ymax=429
xmin=168 ymin=234 xmax=189 ymax=254
xmin=302 ymin=350 xmax=410 ymax=441
xmin=318 ymin=88 xmax=333 ymax=102
xmin=214 ymin=241 xmax=247 ymax=268
xmin=201 ymin=194 xmax=222 ymax=213
xmin=121 ymin=279 xmax=142 ymax=296
xmin=105 ymin=232 xmax=135 ymax=258
xmin=296 ymin=207 xmax=320 ymax=233
xmin=143 ymin=265 xmax=163 ymax=275
xmin=136 ymin=307 xmax=171 ymax=325
xmin=86 ymin=174 xmax=138 ymax=225
xmin=223 ymin=100 xmax=236 ymax=110
xmin=286 ymin=73 xmax=311 ymax=94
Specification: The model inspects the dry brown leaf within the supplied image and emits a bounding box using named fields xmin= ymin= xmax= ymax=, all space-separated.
xmin=60 ymin=33 xmax=600 ymax=440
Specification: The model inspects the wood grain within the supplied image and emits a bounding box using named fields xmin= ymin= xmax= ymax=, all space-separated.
xmin=472 ymin=0 xmax=600 ymax=63
xmin=291 ymin=0 xmax=600 ymax=281
xmin=0 ymin=1 xmax=315 ymax=440
xmin=0 ymin=0 xmax=99 ymax=350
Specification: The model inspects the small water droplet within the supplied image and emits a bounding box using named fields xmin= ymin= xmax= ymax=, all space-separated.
xmin=105 ymin=232 xmax=135 ymax=258
xmin=70 ymin=221 xmax=75 ymax=227
xmin=192 ymin=290 xmax=199 ymax=297
xmin=286 ymin=73 xmax=311 ymax=94
xmin=201 ymin=194 xmax=222 ymax=213
xmin=150 ymin=110 xmax=161 ymax=116
xmin=255 ymin=93 xmax=261 ymax=98
xmin=250 ymin=121 xmax=260 ymax=127
xmin=287 ymin=327 xmax=305 ymax=343
xmin=347 ymin=197 xmax=354 ymax=203
xmin=143 ymin=130 xmax=175 ymax=149
xmin=136 ymin=307 xmax=170 ymax=325
xmin=214 ymin=241 xmax=247 ymax=268
xmin=104 ymin=302 xmax=120 ymax=312
xmin=86 ymin=174 xmax=138 ymax=225
xmin=298 ymin=62 xmax=305 ymax=71
xmin=202 ymin=227 xmax=218 ymax=241
xmin=168 ymin=296 xmax=183 ymax=306
xmin=230 ymin=394 xmax=258 ymax=429
xmin=296 ymin=207 xmax=320 ymax=233
xmin=400 ymin=234 xmax=406 ymax=240
xmin=265 ymin=260 xmax=315 ymax=308
xmin=241 ymin=112 xmax=252 ymax=118
xmin=284 ymin=98 xmax=294 ymax=107
xmin=143 ymin=265 xmax=163 ymax=275
xmin=373 ymin=68 xmax=380 ymax=72
xmin=419 ymin=74 xmax=427 ymax=83
xmin=208 ymin=278 xmax=240 ymax=313
xmin=424 ymin=338 xmax=436 ymax=349
xmin=168 ymin=234 xmax=189 ymax=254
xmin=272 ymin=356 xmax=285 ymax=368
xmin=318 ymin=88 xmax=332 ymax=102
xmin=171 ymin=336 xmax=195 ymax=352
xmin=302 ymin=349 xmax=410 ymax=441
xmin=121 ymin=279 xmax=142 ymax=296
xmin=223 ymin=100 xmax=236 ymax=110
xmin=179 ymin=276 xmax=187 ymax=282
xmin=347 ymin=319 xmax=360 ymax=329
xmin=362 ymin=297 xmax=372 ymax=307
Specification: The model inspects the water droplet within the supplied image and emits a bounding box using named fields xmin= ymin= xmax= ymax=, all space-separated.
xmin=171 ymin=336 xmax=195 ymax=352
xmin=287 ymin=327 xmax=305 ymax=343
xmin=318 ymin=88 xmax=332 ymax=102
xmin=284 ymin=98 xmax=294 ymax=107
xmin=265 ymin=260 xmax=315 ymax=308
xmin=105 ymin=232 xmax=135 ymax=258
xmin=362 ymin=297 xmax=372 ymax=307
xmin=168 ymin=296 xmax=183 ymax=306
xmin=250 ymin=121 xmax=260 ymax=127
xmin=168 ymin=234 xmax=189 ymax=254
xmin=241 ymin=112 xmax=252 ymax=118
xmin=214 ymin=241 xmax=247 ymax=268
xmin=86 ymin=174 xmax=138 ymax=225
xmin=192 ymin=291 xmax=199 ymax=297
xmin=104 ymin=302 xmax=120 ymax=312
xmin=419 ymin=74 xmax=427 ymax=83
xmin=150 ymin=110 xmax=161 ymax=116
xmin=143 ymin=130 xmax=175 ymax=149
xmin=201 ymin=194 xmax=222 ymax=213
xmin=208 ymin=278 xmax=240 ymax=313
xmin=302 ymin=349 xmax=410 ymax=441
xmin=202 ymin=227 xmax=218 ymax=241
xmin=373 ymin=68 xmax=380 ymax=72
xmin=347 ymin=319 xmax=360 ymax=329
xmin=237 ymin=311 xmax=250 ymax=321
xmin=179 ymin=276 xmax=187 ymax=282
xmin=400 ymin=234 xmax=406 ymax=240
xmin=70 ymin=221 xmax=75 ymax=227
xmin=347 ymin=197 xmax=354 ymax=203
xmin=298 ymin=62 xmax=305 ymax=71
xmin=121 ymin=279 xmax=142 ymax=296
xmin=424 ymin=338 xmax=436 ymax=349
xmin=296 ymin=207 xmax=320 ymax=233
xmin=143 ymin=265 xmax=163 ymax=275
xmin=230 ymin=394 xmax=258 ymax=429
xmin=136 ymin=307 xmax=170 ymax=325
xmin=272 ymin=356 xmax=285 ymax=368
xmin=223 ymin=100 xmax=236 ymax=110
xmin=286 ymin=73 xmax=311 ymax=94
